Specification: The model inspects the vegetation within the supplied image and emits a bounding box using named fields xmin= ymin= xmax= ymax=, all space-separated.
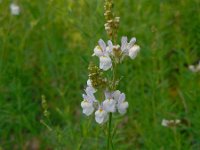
xmin=0 ymin=0 xmax=200 ymax=149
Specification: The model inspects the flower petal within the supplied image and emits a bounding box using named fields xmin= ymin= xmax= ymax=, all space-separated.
xmin=118 ymin=93 xmax=126 ymax=103
xmin=129 ymin=45 xmax=140 ymax=59
xmin=112 ymin=90 xmax=121 ymax=101
xmin=93 ymin=46 xmax=103 ymax=57
xmin=98 ymin=39 xmax=106 ymax=52
xmin=121 ymin=36 xmax=128 ymax=52
xmin=107 ymin=40 xmax=113 ymax=54
xmin=117 ymin=101 xmax=128 ymax=115
xmin=103 ymin=99 xmax=116 ymax=113
xmin=127 ymin=37 xmax=136 ymax=49
xmin=81 ymin=101 xmax=94 ymax=116
xmin=95 ymin=109 xmax=108 ymax=124
xmin=99 ymin=56 xmax=112 ymax=71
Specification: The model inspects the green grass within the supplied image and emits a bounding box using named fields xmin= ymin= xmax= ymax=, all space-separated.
xmin=0 ymin=0 xmax=200 ymax=149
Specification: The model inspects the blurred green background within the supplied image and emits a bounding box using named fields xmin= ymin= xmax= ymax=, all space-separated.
xmin=0 ymin=0 xmax=200 ymax=149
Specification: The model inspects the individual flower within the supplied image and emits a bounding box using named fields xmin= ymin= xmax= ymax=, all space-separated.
xmin=105 ymin=90 xmax=121 ymax=102
xmin=93 ymin=39 xmax=109 ymax=57
xmin=116 ymin=93 xmax=128 ymax=115
xmin=95 ymin=106 xmax=108 ymax=124
xmin=81 ymin=99 xmax=94 ymax=116
xmin=93 ymin=46 xmax=104 ymax=57
xmin=99 ymin=56 xmax=112 ymax=71
xmin=85 ymin=86 xmax=96 ymax=95
xmin=81 ymin=93 xmax=95 ymax=116
xmin=121 ymin=36 xmax=136 ymax=55
xmin=112 ymin=90 xmax=121 ymax=100
xmin=103 ymin=98 xmax=116 ymax=113
xmin=10 ymin=3 xmax=20 ymax=16
xmin=81 ymin=86 xmax=97 ymax=116
xmin=104 ymin=90 xmax=128 ymax=114
xmin=93 ymin=39 xmax=113 ymax=71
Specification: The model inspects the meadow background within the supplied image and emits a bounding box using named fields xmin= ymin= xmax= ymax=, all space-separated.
xmin=0 ymin=0 xmax=200 ymax=149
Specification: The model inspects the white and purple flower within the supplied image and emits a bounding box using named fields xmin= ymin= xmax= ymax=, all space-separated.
xmin=93 ymin=39 xmax=113 ymax=71
xmin=81 ymin=86 xmax=97 ymax=116
xmin=116 ymin=93 xmax=128 ymax=115
xmin=104 ymin=90 xmax=129 ymax=115
xmin=103 ymin=98 xmax=116 ymax=113
xmin=95 ymin=105 xmax=108 ymax=124
xmin=81 ymin=36 xmax=140 ymax=124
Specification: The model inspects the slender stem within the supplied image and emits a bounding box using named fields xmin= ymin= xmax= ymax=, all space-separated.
xmin=109 ymin=113 xmax=112 ymax=148
xmin=173 ymin=127 xmax=181 ymax=150
xmin=106 ymin=62 xmax=117 ymax=150
xmin=107 ymin=113 xmax=114 ymax=150
xmin=107 ymin=122 xmax=110 ymax=150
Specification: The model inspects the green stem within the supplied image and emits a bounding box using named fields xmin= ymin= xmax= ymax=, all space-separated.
xmin=107 ymin=62 xmax=117 ymax=150
xmin=107 ymin=113 xmax=114 ymax=150
xmin=173 ymin=127 xmax=181 ymax=150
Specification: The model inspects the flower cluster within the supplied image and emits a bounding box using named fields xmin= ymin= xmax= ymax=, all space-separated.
xmin=161 ymin=119 xmax=181 ymax=127
xmin=93 ymin=37 xmax=140 ymax=71
xmin=81 ymin=37 xmax=140 ymax=124
xmin=81 ymin=81 xmax=128 ymax=124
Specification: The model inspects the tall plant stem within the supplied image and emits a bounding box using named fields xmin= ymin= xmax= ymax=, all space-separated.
xmin=107 ymin=113 xmax=114 ymax=150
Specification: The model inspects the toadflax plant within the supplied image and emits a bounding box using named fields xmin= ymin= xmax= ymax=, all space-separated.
xmin=81 ymin=0 xmax=140 ymax=149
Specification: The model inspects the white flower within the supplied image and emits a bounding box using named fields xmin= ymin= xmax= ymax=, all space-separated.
xmin=161 ymin=119 xmax=181 ymax=127
xmin=93 ymin=39 xmax=108 ymax=57
xmin=104 ymin=90 xmax=128 ymax=115
xmin=95 ymin=107 xmax=108 ymax=124
xmin=99 ymin=56 xmax=112 ymax=71
xmin=93 ymin=46 xmax=103 ymax=57
xmin=10 ymin=3 xmax=20 ymax=16
xmin=93 ymin=39 xmax=109 ymax=57
xmin=121 ymin=36 xmax=136 ymax=55
xmin=117 ymin=93 xmax=128 ymax=115
xmin=93 ymin=39 xmax=113 ymax=71
xmin=161 ymin=119 xmax=168 ymax=127
xmin=188 ymin=61 xmax=200 ymax=73
xmin=103 ymin=99 xmax=116 ymax=113
xmin=129 ymin=45 xmax=140 ymax=59
xmin=112 ymin=90 xmax=121 ymax=100
xmin=85 ymin=86 xmax=96 ymax=95
xmin=81 ymin=100 xmax=94 ymax=116
xmin=81 ymin=86 xmax=97 ymax=116
xmin=105 ymin=90 xmax=121 ymax=101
